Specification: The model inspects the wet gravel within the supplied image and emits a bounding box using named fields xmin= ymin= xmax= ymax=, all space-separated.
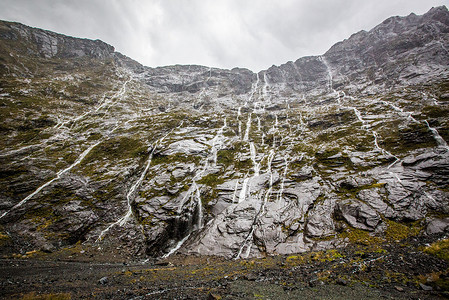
xmin=1 ymin=235 xmax=449 ymax=299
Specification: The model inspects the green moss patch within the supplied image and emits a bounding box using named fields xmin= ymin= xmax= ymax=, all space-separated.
xmin=424 ymin=239 xmax=449 ymax=261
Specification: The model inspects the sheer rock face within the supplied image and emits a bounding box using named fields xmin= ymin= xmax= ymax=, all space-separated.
xmin=265 ymin=6 xmax=449 ymax=97
xmin=0 ymin=21 xmax=115 ymax=59
xmin=0 ymin=7 xmax=449 ymax=259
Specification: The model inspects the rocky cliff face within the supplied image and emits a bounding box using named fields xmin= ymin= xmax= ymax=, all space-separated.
xmin=0 ymin=6 xmax=449 ymax=260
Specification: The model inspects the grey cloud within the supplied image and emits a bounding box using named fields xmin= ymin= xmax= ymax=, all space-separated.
xmin=0 ymin=0 xmax=447 ymax=71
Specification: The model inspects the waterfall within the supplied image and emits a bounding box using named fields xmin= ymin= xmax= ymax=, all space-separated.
xmin=243 ymin=113 xmax=252 ymax=141
xmin=97 ymin=143 xmax=157 ymax=241
xmin=193 ymin=182 xmax=203 ymax=230
xmin=250 ymin=73 xmax=260 ymax=102
xmin=249 ymin=142 xmax=260 ymax=176
xmin=320 ymin=56 xmax=341 ymax=104
xmin=262 ymin=71 xmax=270 ymax=101
xmin=211 ymin=117 xmax=227 ymax=165
xmin=277 ymin=157 xmax=290 ymax=202
xmin=238 ymin=176 xmax=250 ymax=203
xmin=425 ymin=120 xmax=449 ymax=150
xmin=231 ymin=180 xmax=240 ymax=203
xmin=238 ymin=121 xmax=242 ymax=138
xmin=351 ymin=107 xmax=367 ymax=128
xmin=235 ymin=150 xmax=276 ymax=260
xmin=97 ymin=124 xmax=179 ymax=242
xmin=1 ymin=141 xmax=101 ymax=220
xmin=162 ymin=233 xmax=192 ymax=258
xmin=320 ymin=56 xmax=333 ymax=92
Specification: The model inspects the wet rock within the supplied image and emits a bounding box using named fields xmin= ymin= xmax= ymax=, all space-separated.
xmin=2 ymin=7 xmax=449 ymax=260
xmin=292 ymin=166 xmax=314 ymax=180
xmin=305 ymin=197 xmax=336 ymax=238
xmin=99 ymin=277 xmax=108 ymax=285
xmin=356 ymin=188 xmax=396 ymax=219
xmin=395 ymin=286 xmax=404 ymax=292
xmin=207 ymin=292 xmax=222 ymax=300
xmin=426 ymin=218 xmax=449 ymax=235
xmin=336 ymin=199 xmax=381 ymax=231
xmin=336 ymin=278 xmax=348 ymax=286
xmin=419 ymin=283 xmax=433 ymax=291
xmin=162 ymin=139 xmax=208 ymax=156
xmin=171 ymin=164 xmax=195 ymax=179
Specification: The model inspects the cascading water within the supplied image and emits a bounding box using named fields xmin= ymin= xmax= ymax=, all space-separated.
xmin=97 ymin=143 xmax=157 ymax=241
xmin=249 ymin=142 xmax=260 ymax=176
xmin=238 ymin=176 xmax=250 ymax=203
xmin=0 ymin=141 xmax=101 ymax=220
xmin=237 ymin=107 xmax=242 ymax=138
xmin=277 ymin=156 xmax=291 ymax=202
xmin=232 ymin=180 xmax=239 ymax=203
xmin=56 ymin=70 xmax=133 ymax=130
xmin=235 ymin=150 xmax=275 ymax=260
xmin=425 ymin=120 xmax=449 ymax=150
xmin=211 ymin=117 xmax=227 ymax=165
xmin=320 ymin=56 xmax=341 ymax=105
xmin=262 ymin=71 xmax=270 ymax=101
xmin=243 ymin=113 xmax=252 ymax=141
xmin=162 ymin=233 xmax=192 ymax=259
xmin=193 ymin=182 xmax=203 ymax=230
xmin=351 ymin=107 xmax=367 ymax=128
xmin=96 ymin=124 xmax=179 ymax=241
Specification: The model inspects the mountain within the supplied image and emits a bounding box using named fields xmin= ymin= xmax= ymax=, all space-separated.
xmin=0 ymin=6 xmax=448 ymax=262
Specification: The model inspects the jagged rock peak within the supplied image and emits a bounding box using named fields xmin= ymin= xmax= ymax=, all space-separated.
xmin=0 ymin=20 xmax=114 ymax=59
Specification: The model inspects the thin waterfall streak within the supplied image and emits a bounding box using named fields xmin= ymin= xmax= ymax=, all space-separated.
xmin=232 ymin=180 xmax=239 ymax=203
xmin=97 ymin=124 xmax=181 ymax=242
xmin=250 ymin=142 xmax=260 ymax=176
xmin=277 ymin=157 xmax=290 ymax=202
xmin=162 ymin=233 xmax=192 ymax=258
xmin=425 ymin=120 xmax=449 ymax=149
xmin=0 ymin=141 xmax=101 ymax=220
xmin=238 ymin=176 xmax=250 ymax=203
xmin=243 ymin=113 xmax=252 ymax=141
xmin=236 ymin=151 xmax=275 ymax=260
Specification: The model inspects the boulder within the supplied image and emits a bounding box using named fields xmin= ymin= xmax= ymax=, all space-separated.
xmin=336 ymin=199 xmax=381 ymax=231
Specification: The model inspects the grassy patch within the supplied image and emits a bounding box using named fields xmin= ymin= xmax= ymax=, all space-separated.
xmin=197 ymin=173 xmax=226 ymax=187
xmin=19 ymin=292 xmax=71 ymax=300
xmin=424 ymin=239 xmax=449 ymax=261
xmin=285 ymin=249 xmax=345 ymax=266
xmin=339 ymin=227 xmax=383 ymax=246
xmin=384 ymin=219 xmax=422 ymax=241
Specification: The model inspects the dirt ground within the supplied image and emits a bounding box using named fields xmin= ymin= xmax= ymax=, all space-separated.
xmin=1 ymin=235 xmax=449 ymax=299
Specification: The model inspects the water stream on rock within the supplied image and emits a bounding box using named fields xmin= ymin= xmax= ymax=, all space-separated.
xmin=425 ymin=120 xmax=449 ymax=150
xmin=162 ymin=233 xmax=192 ymax=258
xmin=0 ymin=141 xmax=102 ymax=220
xmin=97 ymin=125 xmax=178 ymax=241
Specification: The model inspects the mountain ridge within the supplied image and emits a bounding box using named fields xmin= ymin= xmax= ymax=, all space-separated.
xmin=0 ymin=6 xmax=448 ymax=262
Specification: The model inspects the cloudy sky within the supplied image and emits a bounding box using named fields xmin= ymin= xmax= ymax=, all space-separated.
xmin=0 ymin=0 xmax=447 ymax=71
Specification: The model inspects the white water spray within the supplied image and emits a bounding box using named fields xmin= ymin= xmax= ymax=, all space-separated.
xmin=425 ymin=120 xmax=449 ymax=150
xmin=243 ymin=113 xmax=252 ymax=141
xmin=238 ymin=176 xmax=250 ymax=203
xmin=262 ymin=71 xmax=270 ymax=101
xmin=97 ymin=125 xmax=177 ymax=242
xmin=162 ymin=233 xmax=192 ymax=258
xmin=249 ymin=142 xmax=260 ymax=176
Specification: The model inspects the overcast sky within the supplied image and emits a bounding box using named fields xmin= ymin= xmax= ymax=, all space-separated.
xmin=0 ymin=0 xmax=447 ymax=71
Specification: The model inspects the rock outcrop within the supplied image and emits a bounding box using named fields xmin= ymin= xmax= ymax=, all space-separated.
xmin=0 ymin=6 xmax=448 ymax=259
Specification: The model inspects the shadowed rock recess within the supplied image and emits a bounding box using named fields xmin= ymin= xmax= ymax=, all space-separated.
xmin=0 ymin=6 xmax=449 ymax=260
